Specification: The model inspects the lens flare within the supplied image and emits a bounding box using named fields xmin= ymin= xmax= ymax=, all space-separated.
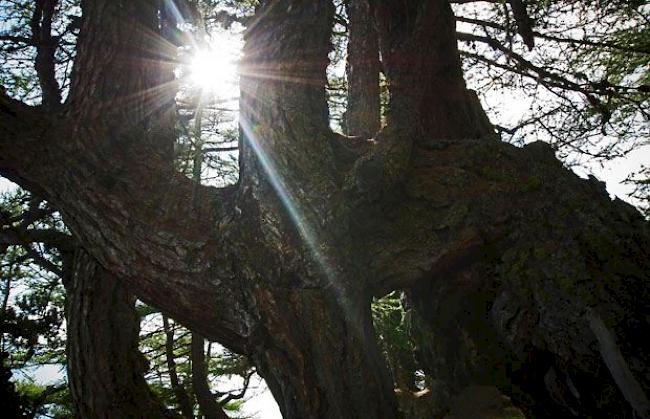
xmin=189 ymin=49 xmax=238 ymax=97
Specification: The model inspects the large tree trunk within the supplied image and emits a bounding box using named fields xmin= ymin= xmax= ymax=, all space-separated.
xmin=65 ymin=250 xmax=168 ymax=419
xmin=1 ymin=0 xmax=650 ymax=418
xmin=238 ymin=1 xmax=400 ymax=416
xmin=364 ymin=1 xmax=650 ymax=417
xmin=403 ymin=169 xmax=650 ymax=418
xmin=248 ymin=289 xmax=397 ymax=419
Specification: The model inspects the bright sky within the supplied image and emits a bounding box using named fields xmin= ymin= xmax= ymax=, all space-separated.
xmin=236 ymin=377 xmax=282 ymax=419
xmin=186 ymin=26 xmax=243 ymax=101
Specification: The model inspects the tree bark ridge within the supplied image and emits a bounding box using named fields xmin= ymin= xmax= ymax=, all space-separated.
xmin=65 ymin=249 xmax=168 ymax=419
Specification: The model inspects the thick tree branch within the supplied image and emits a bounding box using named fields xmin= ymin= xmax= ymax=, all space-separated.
xmin=345 ymin=0 xmax=494 ymax=202
xmin=240 ymin=0 xmax=340 ymax=201
xmin=369 ymin=0 xmax=492 ymax=139
xmin=237 ymin=0 xmax=356 ymax=294
xmin=345 ymin=0 xmax=381 ymax=138
xmin=0 ymin=92 xmax=52 ymax=193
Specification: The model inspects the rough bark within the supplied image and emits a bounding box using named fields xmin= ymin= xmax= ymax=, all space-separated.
xmin=1 ymin=0 xmax=649 ymax=418
xmin=369 ymin=0 xmax=492 ymax=140
xmin=401 ymin=161 xmax=650 ymax=418
xmin=249 ymin=289 xmax=397 ymax=419
xmin=1 ymin=1 xmax=254 ymax=353
xmin=1 ymin=204 xmax=173 ymax=418
xmin=362 ymin=2 xmax=650 ymax=417
xmin=345 ymin=0 xmax=381 ymax=138
xmin=239 ymin=1 xmax=399 ymax=416
xmin=65 ymin=249 xmax=168 ymax=419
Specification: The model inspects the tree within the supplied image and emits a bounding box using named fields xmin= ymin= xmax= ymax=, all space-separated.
xmin=65 ymin=250 xmax=171 ymax=418
xmin=452 ymin=0 xmax=649 ymax=161
xmin=0 ymin=190 xmax=169 ymax=417
xmin=1 ymin=0 xmax=649 ymax=418
xmin=1 ymin=192 xmax=72 ymax=418
xmin=0 ymin=189 xmax=253 ymax=418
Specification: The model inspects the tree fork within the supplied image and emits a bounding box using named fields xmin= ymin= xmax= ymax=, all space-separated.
xmin=1 ymin=0 xmax=650 ymax=418
xmin=352 ymin=1 xmax=650 ymax=416
xmin=1 ymin=1 xmax=254 ymax=352
xmin=238 ymin=1 xmax=400 ymax=416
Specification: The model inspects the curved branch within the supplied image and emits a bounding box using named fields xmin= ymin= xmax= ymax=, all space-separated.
xmin=217 ymin=369 xmax=254 ymax=405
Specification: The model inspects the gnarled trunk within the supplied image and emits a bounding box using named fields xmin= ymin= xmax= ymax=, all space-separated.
xmin=1 ymin=1 xmax=649 ymax=418
xmin=65 ymin=250 xmax=168 ymax=419
xmin=249 ymin=289 xmax=398 ymax=419
xmin=405 ymin=170 xmax=650 ymax=418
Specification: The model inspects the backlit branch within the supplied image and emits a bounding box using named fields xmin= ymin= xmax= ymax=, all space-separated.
xmin=30 ymin=0 xmax=62 ymax=108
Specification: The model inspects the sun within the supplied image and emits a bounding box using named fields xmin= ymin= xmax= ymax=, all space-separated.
xmin=189 ymin=50 xmax=236 ymax=96
xmin=188 ymin=34 xmax=241 ymax=98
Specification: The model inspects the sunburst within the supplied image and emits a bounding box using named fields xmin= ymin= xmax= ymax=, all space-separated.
xmin=187 ymin=32 xmax=240 ymax=99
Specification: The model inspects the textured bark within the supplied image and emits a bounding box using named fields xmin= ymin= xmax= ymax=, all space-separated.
xmin=250 ymin=289 xmax=397 ymax=419
xmin=345 ymin=0 xmax=381 ymax=138
xmin=1 ymin=0 xmax=650 ymax=418
xmin=403 ymin=164 xmax=650 ymax=418
xmin=370 ymin=0 xmax=489 ymax=139
xmin=239 ymin=2 xmax=399 ymax=416
xmin=1 ymin=1 xmax=254 ymax=352
xmin=65 ymin=250 xmax=167 ymax=419
xmin=360 ymin=3 xmax=650 ymax=418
